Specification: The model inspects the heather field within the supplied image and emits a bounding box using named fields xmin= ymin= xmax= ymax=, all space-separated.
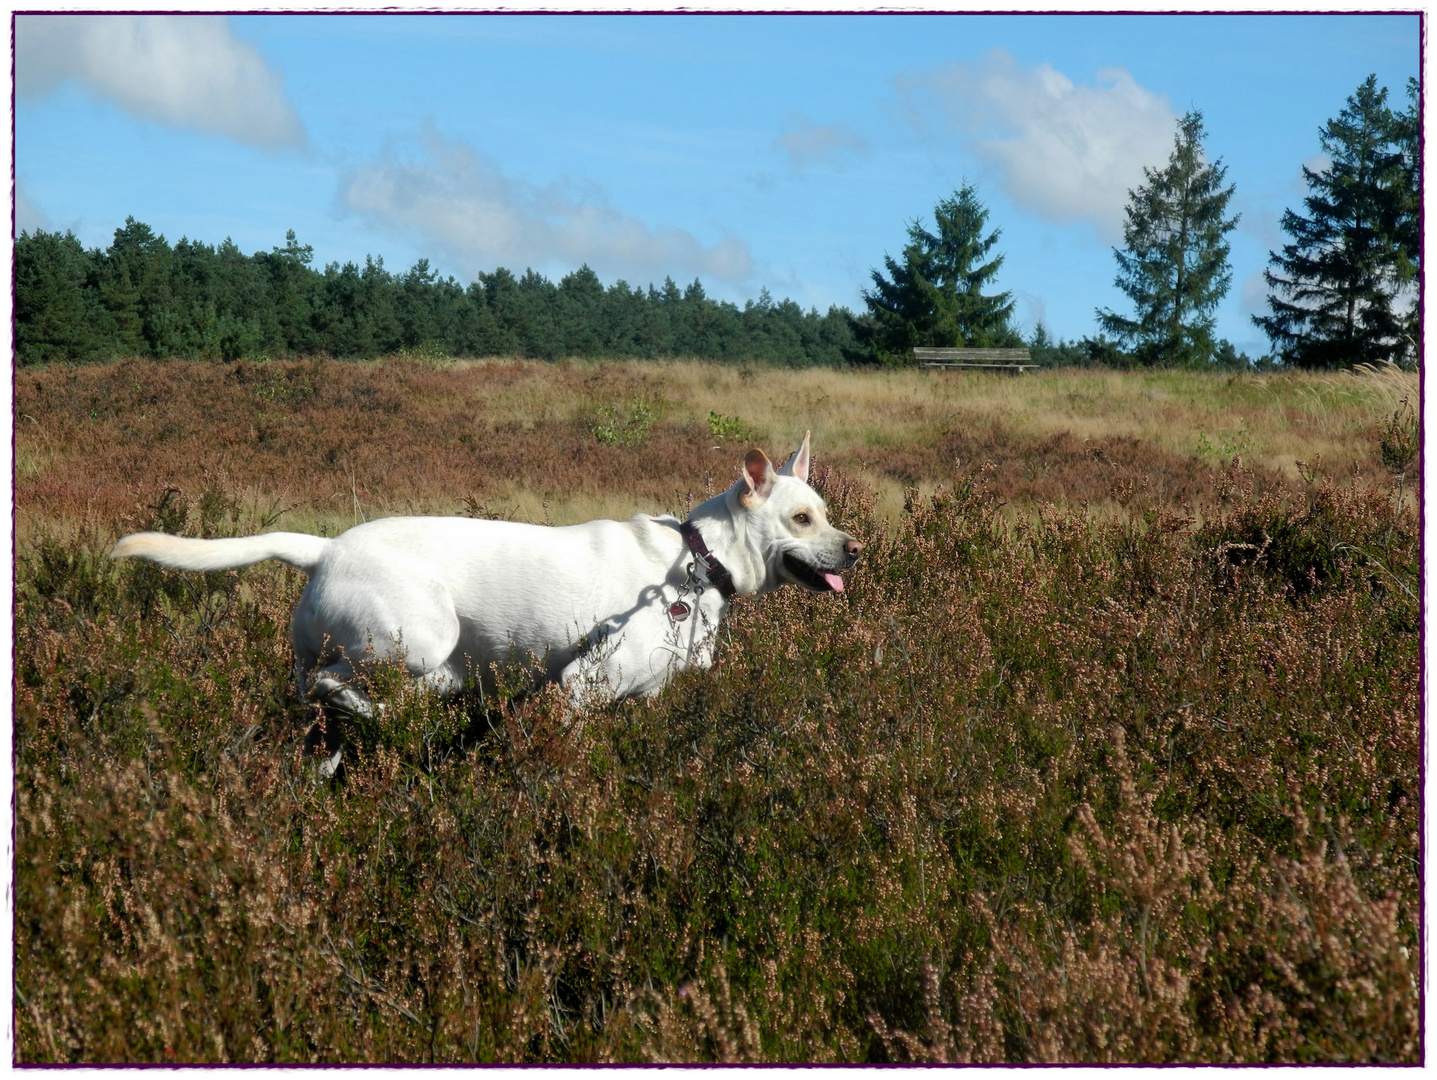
xmin=13 ymin=357 xmax=1421 ymax=1062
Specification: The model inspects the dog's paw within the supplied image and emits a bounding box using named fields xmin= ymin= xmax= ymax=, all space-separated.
xmin=302 ymin=721 xmax=345 ymax=780
xmin=316 ymin=747 xmax=344 ymax=779
xmin=324 ymin=685 xmax=376 ymax=720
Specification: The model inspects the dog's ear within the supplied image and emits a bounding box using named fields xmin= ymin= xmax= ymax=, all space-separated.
xmin=740 ymin=448 xmax=777 ymax=505
xmin=777 ymin=430 xmax=811 ymax=482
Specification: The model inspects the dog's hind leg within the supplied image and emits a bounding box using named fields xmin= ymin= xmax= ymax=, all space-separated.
xmin=301 ymin=716 xmax=346 ymax=779
xmin=295 ymin=661 xmax=372 ymax=779
xmin=308 ymin=663 xmax=378 ymax=719
xmin=292 ymin=655 xmax=373 ymax=780
xmin=416 ymin=662 xmax=464 ymax=697
xmin=292 ymin=572 xmax=463 ymax=774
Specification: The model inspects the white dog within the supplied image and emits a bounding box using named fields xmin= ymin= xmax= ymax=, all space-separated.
xmin=111 ymin=434 xmax=860 ymax=717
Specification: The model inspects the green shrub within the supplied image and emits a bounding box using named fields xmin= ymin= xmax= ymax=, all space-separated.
xmin=707 ymin=411 xmax=754 ymax=442
xmin=590 ymin=398 xmax=656 ymax=448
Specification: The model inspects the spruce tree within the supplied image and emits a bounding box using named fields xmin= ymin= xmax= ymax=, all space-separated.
xmin=1389 ymin=78 xmax=1420 ymax=352
xmin=1097 ymin=111 xmax=1239 ymax=366
xmin=853 ymin=183 xmax=1018 ymax=365
xmin=1254 ymin=76 xmax=1412 ymax=368
xmin=98 ymin=217 xmax=174 ymax=357
xmin=262 ymin=229 xmax=318 ymax=354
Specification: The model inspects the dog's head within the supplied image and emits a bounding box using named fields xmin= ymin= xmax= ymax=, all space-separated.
xmin=731 ymin=432 xmax=861 ymax=595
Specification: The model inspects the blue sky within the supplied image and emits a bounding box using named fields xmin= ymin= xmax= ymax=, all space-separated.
xmin=15 ymin=11 xmax=1421 ymax=356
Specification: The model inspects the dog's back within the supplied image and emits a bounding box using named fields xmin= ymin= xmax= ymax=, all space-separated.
xmin=309 ymin=515 xmax=688 ymax=668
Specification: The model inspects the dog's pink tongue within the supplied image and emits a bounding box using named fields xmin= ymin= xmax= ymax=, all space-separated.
xmin=822 ymin=571 xmax=845 ymax=592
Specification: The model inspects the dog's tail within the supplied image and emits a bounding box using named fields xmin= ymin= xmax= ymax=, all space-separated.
xmin=110 ymin=531 xmax=329 ymax=574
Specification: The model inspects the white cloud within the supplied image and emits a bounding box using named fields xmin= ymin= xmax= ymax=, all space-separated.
xmin=1237 ymin=203 xmax=1283 ymax=248
xmin=16 ymin=184 xmax=50 ymax=236
xmin=1241 ymin=269 xmax=1272 ymax=318
xmin=1012 ymin=289 xmax=1047 ymax=336
xmin=341 ymin=126 xmax=752 ymax=283
xmin=774 ymin=117 xmax=868 ymax=173
xmin=899 ymin=49 xmax=1176 ymax=241
xmin=17 ymin=14 xmax=303 ymax=150
xmin=1301 ymin=152 xmax=1333 ymax=181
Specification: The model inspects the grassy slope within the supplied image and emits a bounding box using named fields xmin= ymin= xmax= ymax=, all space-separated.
xmin=13 ymin=358 xmax=1420 ymax=1063
xmin=14 ymin=356 xmax=1414 ymax=536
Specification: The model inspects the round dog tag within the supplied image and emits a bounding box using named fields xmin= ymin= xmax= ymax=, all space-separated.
xmin=668 ymin=600 xmax=691 ymax=623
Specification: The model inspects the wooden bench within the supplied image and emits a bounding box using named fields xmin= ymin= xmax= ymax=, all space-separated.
xmin=913 ymin=347 xmax=1037 ymax=374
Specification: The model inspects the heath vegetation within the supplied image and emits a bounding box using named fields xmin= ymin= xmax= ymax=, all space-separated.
xmin=13 ymin=357 xmax=1419 ymax=1062
xmin=14 ymin=356 xmax=1413 ymax=534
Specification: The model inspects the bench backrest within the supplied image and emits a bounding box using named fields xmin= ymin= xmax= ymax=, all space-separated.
xmin=912 ymin=347 xmax=1033 ymax=363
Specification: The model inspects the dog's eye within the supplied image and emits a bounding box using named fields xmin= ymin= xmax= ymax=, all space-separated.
xmin=793 ymin=513 xmax=810 ymax=526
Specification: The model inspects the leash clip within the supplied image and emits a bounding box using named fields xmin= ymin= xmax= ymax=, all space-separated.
xmin=671 ymin=560 xmax=705 ymax=625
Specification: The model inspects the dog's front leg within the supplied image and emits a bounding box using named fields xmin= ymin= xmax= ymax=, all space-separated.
xmin=558 ymin=652 xmax=619 ymax=710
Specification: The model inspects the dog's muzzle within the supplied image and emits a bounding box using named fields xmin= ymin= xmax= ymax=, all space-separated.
xmin=781 ymin=536 xmax=861 ymax=593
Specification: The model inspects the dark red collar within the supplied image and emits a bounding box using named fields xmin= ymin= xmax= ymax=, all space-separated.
xmin=679 ymin=520 xmax=737 ymax=599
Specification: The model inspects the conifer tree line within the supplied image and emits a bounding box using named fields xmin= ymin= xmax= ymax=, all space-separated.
xmin=15 ymin=222 xmax=858 ymax=368
xmin=14 ymin=75 xmax=1418 ymax=370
